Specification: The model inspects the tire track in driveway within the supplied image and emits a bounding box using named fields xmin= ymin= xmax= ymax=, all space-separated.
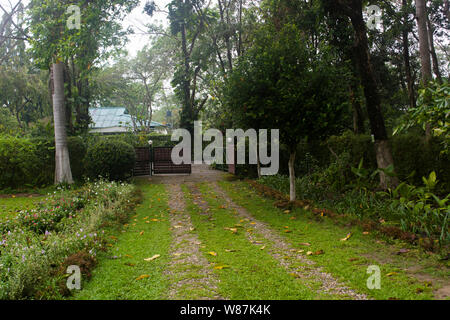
xmin=164 ymin=183 xmax=224 ymax=300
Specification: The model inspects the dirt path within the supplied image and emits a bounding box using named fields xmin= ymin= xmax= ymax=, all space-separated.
xmin=210 ymin=182 xmax=369 ymax=300
xmin=164 ymin=182 xmax=224 ymax=300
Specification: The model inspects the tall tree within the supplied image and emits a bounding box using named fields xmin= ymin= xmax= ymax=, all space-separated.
xmin=416 ymin=0 xmax=433 ymax=85
xmin=323 ymin=0 xmax=398 ymax=189
xmin=29 ymin=0 xmax=138 ymax=184
xmin=146 ymin=0 xmax=212 ymax=134
xmin=52 ymin=60 xmax=73 ymax=183
xmin=225 ymin=23 xmax=347 ymax=201
xmin=402 ymin=0 xmax=417 ymax=109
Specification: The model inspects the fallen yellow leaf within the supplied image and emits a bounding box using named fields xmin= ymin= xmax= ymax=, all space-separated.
xmin=340 ymin=233 xmax=352 ymax=241
xmin=144 ymin=254 xmax=161 ymax=262
xmin=386 ymin=272 xmax=398 ymax=277
xmin=139 ymin=231 xmax=144 ymax=235
xmin=299 ymin=242 xmax=311 ymax=246
xmin=208 ymin=251 xmax=217 ymax=256
xmin=135 ymin=274 xmax=150 ymax=280
xmin=214 ymin=265 xmax=229 ymax=270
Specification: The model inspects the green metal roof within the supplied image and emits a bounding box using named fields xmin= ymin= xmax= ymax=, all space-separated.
xmin=89 ymin=107 xmax=165 ymax=129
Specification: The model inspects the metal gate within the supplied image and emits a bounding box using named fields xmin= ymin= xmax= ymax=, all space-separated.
xmin=152 ymin=147 xmax=192 ymax=174
xmin=134 ymin=147 xmax=151 ymax=176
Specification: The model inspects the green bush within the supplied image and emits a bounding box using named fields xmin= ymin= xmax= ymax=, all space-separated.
xmin=325 ymin=131 xmax=449 ymax=192
xmin=67 ymin=136 xmax=87 ymax=180
xmin=85 ymin=140 xmax=136 ymax=181
xmin=30 ymin=136 xmax=87 ymax=185
xmin=326 ymin=131 xmax=377 ymax=169
xmin=0 ymin=136 xmax=39 ymax=189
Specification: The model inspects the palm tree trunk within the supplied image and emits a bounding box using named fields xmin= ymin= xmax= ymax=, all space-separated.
xmin=52 ymin=61 xmax=73 ymax=184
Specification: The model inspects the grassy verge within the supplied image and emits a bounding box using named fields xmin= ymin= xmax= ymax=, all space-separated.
xmin=72 ymin=180 xmax=172 ymax=300
xmin=0 ymin=196 xmax=41 ymax=222
xmin=219 ymin=180 xmax=447 ymax=300
xmin=182 ymin=183 xmax=318 ymax=300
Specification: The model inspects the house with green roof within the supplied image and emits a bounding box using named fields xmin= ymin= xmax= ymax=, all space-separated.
xmin=89 ymin=107 xmax=167 ymax=134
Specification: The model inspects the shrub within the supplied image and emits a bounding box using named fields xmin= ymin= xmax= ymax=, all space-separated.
xmin=29 ymin=136 xmax=87 ymax=185
xmin=325 ymin=131 xmax=449 ymax=192
xmin=67 ymin=136 xmax=87 ymax=180
xmin=85 ymin=140 xmax=136 ymax=181
xmin=0 ymin=135 xmax=39 ymax=189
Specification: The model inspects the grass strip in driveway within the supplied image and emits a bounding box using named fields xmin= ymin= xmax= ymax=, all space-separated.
xmin=218 ymin=180 xmax=442 ymax=300
xmin=72 ymin=181 xmax=172 ymax=300
xmin=183 ymin=183 xmax=316 ymax=300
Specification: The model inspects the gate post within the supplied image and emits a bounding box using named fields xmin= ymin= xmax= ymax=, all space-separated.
xmin=227 ymin=137 xmax=236 ymax=175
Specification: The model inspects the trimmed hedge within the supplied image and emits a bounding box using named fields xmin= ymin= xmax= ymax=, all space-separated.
xmin=0 ymin=133 xmax=175 ymax=189
xmin=265 ymin=131 xmax=449 ymax=192
xmin=84 ymin=140 xmax=136 ymax=181
xmin=0 ymin=136 xmax=39 ymax=189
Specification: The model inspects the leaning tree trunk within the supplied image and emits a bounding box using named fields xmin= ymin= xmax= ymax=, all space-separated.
xmin=348 ymin=1 xmax=398 ymax=189
xmin=288 ymin=151 xmax=296 ymax=202
xmin=52 ymin=61 xmax=73 ymax=184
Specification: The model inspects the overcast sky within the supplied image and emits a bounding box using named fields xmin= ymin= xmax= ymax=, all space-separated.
xmin=122 ymin=1 xmax=171 ymax=56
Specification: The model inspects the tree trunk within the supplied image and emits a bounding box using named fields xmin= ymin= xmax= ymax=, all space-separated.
xmin=350 ymin=85 xmax=365 ymax=134
xmin=402 ymin=0 xmax=416 ymax=109
xmin=348 ymin=1 xmax=398 ymax=189
xmin=180 ymin=19 xmax=193 ymax=133
xmin=426 ymin=15 xmax=442 ymax=83
xmin=288 ymin=151 xmax=296 ymax=202
xmin=415 ymin=0 xmax=432 ymax=85
xmin=415 ymin=0 xmax=433 ymax=140
xmin=256 ymin=152 xmax=261 ymax=179
xmin=52 ymin=61 xmax=73 ymax=184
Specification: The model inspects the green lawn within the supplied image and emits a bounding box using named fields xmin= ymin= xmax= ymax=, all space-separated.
xmin=218 ymin=180 xmax=447 ymax=300
xmin=72 ymin=181 xmax=172 ymax=300
xmin=62 ymin=178 xmax=447 ymax=300
xmin=181 ymin=183 xmax=321 ymax=300
xmin=0 ymin=196 xmax=41 ymax=222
